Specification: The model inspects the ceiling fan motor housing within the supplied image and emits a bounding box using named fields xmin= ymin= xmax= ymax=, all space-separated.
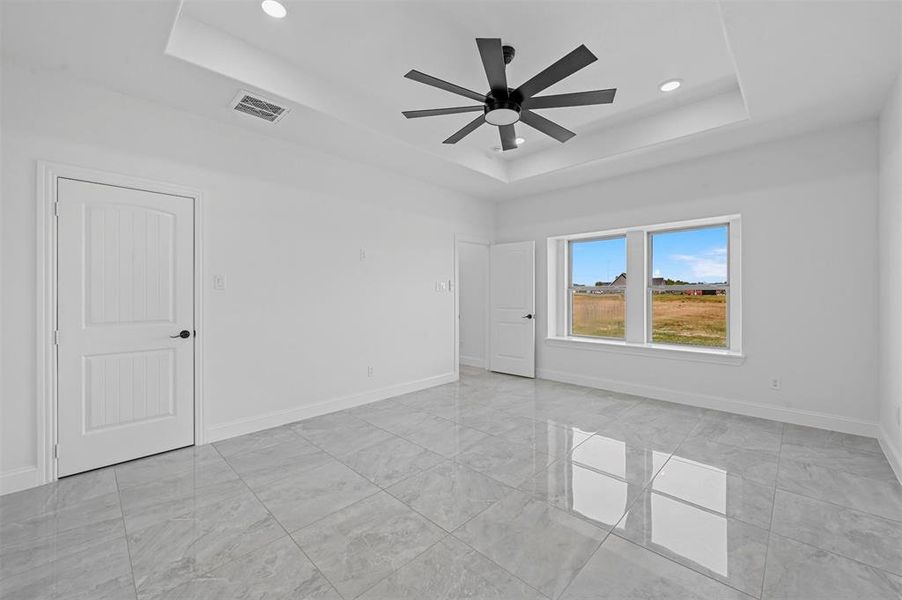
xmin=484 ymin=93 xmax=522 ymax=125
xmin=502 ymin=45 xmax=516 ymax=65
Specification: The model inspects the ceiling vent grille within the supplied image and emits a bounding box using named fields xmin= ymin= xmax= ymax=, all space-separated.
xmin=230 ymin=91 xmax=289 ymax=123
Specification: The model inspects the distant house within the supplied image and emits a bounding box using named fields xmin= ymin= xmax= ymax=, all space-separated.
xmin=601 ymin=273 xmax=665 ymax=287
xmin=580 ymin=273 xmax=720 ymax=294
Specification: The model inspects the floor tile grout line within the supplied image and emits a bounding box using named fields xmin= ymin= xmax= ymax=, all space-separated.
xmin=112 ymin=468 xmax=141 ymax=600
xmin=348 ymin=533 xmax=452 ymax=599
xmin=606 ymin=529 xmax=763 ymax=599
xmin=765 ymin=496 xmax=902 ymax=578
xmin=566 ymin=425 xmax=768 ymax=600
xmin=446 ymin=525 xmax=554 ymax=600
xmin=286 ymin=415 xmax=546 ymax=599
xmin=758 ymin=428 xmax=788 ymax=599
xmin=448 ymin=483 xmax=619 ymax=600
xmin=767 ymin=530 xmax=902 ymax=580
xmin=209 ymin=443 xmax=348 ymax=599
xmin=777 ymin=451 xmax=899 ymax=482
xmin=288 ymin=535 xmax=348 ymax=600
xmin=771 ymin=481 xmax=902 ymax=524
xmin=555 ymin=451 xmax=679 ymax=600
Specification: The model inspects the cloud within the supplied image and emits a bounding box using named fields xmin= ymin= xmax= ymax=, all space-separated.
xmin=670 ymin=247 xmax=727 ymax=280
xmin=653 ymin=269 xmax=663 ymax=277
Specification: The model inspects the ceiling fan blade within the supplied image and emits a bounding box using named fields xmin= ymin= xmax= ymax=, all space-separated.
xmin=519 ymin=110 xmax=575 ymax=143
xmin=514 ymin=45 xmax=597 ymax=100
xmin=405 ymin=70 xmax=486 ymax=102
xmin=523 ymin=88 xmax=616 ymax=109
xmin=499 ymin=124 xmax=517 ymax=151
xmin=402 ymin=106 xmax=485 ymax=119
xmin=443 ymin=115 xmax=486 ymax=144
xmin=476 ymin=38 xmax=508 ymax=95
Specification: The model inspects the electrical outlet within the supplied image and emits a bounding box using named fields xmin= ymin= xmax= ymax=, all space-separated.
xmin=359 ymin=248 xmax=366 ymax=262
xmin=367 ymin=366 xmax=374 ymax=377
xmin=212 ymin=275 xmax=226 ymax=291
xmin=769 ymin=378 xmax=781 ymax=391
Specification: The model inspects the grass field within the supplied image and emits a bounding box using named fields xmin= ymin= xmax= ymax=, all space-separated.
xmin=571 ymin=292 xmax=727 ymax=347
xmin=571 ymin=293 xmax=625 ymax=338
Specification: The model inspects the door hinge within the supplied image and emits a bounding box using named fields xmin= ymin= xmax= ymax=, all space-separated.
xmin=53 ymin=201 xmax=60 ymax=217
xmin=52 ymin=444 xmax=59 ymax=459
xmin=53 ymin=330 xmax=60 ymax=345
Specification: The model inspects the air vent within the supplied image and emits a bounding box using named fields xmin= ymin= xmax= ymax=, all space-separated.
xmin=230 ymin=91 xmax=289 ymax=123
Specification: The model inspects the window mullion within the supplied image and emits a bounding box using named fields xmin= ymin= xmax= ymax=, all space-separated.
xmin=624 ymin=230 xmax=646 ymax=344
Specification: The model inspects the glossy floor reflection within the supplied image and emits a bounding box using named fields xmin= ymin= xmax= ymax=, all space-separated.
xmin=1 ymin=367 xmax=901 ymax=599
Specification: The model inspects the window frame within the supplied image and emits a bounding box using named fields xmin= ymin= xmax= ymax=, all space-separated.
xmin=547 ymin=215 xmax=742 ymax=361
xmin=566 ymin=234 xmax=628 ymax=341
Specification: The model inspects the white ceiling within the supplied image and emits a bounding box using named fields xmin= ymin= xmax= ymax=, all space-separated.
xmin=1 ymin=1 xmax=899 ymax=200
xmin=178 ymin=0 xmax=739 ymax=158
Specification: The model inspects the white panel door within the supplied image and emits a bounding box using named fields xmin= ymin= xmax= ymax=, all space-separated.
xmin=490 ymin=241 xmax=535 ymax=378
xmin=57 ymin=178 xmax=195 ymax=476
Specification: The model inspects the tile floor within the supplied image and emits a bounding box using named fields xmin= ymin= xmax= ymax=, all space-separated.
xmin=2 ymin=367 xmax=902 ymax=599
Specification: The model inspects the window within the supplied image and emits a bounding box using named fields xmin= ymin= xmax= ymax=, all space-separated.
xmin=549 ymin=216 xmax=740 ymax=357
xmin=568 ymin=237 xmax=626 ymax=339
xmin=649 ymin=225 xmax=729 ymax=348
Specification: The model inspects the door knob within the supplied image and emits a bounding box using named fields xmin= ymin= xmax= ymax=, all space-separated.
xmin=170 ymin=330 xmax=191 ymax=339
xmin=522 ymin=314 xmax=534 ymax=319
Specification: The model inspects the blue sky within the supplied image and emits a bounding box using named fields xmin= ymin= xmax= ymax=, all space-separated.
xmin=571 ymin=225 xmax=728 ymax=285
xmin=571 ymin=237 xmax=626 ymax=285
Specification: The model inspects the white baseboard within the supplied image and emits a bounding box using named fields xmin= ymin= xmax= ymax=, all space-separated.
xmin=460 ymin=355 xmax=486 ymax=369
xmin=537 ymin=368 xmax=878 ymax=437
xmin=879 ymin=425 xmax=902 ymax=485
xmin=0 ymin=465 xmax=41 ymax=496
xmin=204 ymin=372 xmax=458 ymax=444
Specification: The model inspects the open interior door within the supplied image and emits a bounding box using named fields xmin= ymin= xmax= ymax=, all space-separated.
xmin=489 ymin=241 xmax=535 ymax=378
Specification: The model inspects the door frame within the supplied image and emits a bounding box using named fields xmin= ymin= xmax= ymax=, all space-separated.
xmin=453 ymin=234 xmax=491 ymax=374
xmin=36 ymin=161 xmax=205 ymax=485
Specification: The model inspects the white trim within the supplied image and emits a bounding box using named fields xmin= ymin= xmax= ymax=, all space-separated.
xmin=34 ymin=161 xmax=204 ymax=490
xmin=205 ymin=372 xmax=458 ymax=443
xmin=536 ymin=367 xmax=877 ymax=437
xmin=454 ymin=234 xmax=491 ymax=373
xmin=879 ymin=425 xmax=902 ymax=485
xmin=545 ymin=336 xmax=745 ymax=365
xmin=0 ymin=466 xmax=41 ymax=496
xmin=548 ymin=214 xmax=741 ymax=243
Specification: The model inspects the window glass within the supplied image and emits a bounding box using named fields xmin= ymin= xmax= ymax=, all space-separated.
xmin=570 ymin=237 xmax=626 ymax=339
xmin=649 ymin=225 xmax=728 ymax=347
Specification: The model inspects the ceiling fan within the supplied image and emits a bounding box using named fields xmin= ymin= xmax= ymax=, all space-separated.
xmin=402 ymin=38 xmax=616 ymax=151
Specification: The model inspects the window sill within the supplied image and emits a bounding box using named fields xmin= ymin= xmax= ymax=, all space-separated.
xmin=545 ymin=336 xmax=745 ymax=365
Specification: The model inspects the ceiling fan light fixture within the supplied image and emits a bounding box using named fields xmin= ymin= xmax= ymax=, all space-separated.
xmin=261 ymin=0 xmax=287 ymax=19
xmin=484 ymin=107 xmax=520 ymax=126
xmin=659 ymin=79 xmax=682 ymax=92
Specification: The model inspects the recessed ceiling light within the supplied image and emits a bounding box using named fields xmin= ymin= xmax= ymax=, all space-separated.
xmin=659 ymin=79 xmax=682 ymax=92
xmin=261 ymin=0 xmax=287 ymax=19
xmin=515 ymin=137 xmax=525 ymax=145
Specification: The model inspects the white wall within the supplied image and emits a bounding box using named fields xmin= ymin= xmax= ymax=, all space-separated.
xmin=458 ymin=241 xmax=489 ymax=368
xmin=495 ymin=121 xmax=880 ymax=435
xmin=0 ymin=64 xmax=492 ymax=493
xmin=878 ymin=63 xmax=902 ymax=480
